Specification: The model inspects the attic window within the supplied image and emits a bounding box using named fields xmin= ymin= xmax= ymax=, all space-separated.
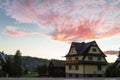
xmin=92 ymin=48 xmax=97 ymax=52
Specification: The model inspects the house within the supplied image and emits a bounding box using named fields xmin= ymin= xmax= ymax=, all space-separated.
xmin=65 ymin=41 xmax=108 ymax=77
xmin=0 ymin=51 xmax=6 ymax=70
xmin=115 ymin=49 xmax=120 ymax=68
xmin=48 ymin=60 xmax=65 ymax=77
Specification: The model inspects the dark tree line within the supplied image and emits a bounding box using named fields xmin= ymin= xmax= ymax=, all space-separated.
xmin=106 ymin=51 xmax=120 ymax=77
xmin=106 ymin=63 xmax=120 ymax=77
xmin=0 ymin=50 xmax=24 ymax=77
xmin=37 ymin=64 xmax=47 ymax=77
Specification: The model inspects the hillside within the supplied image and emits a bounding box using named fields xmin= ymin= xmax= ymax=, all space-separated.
xmin=22 ymin=56 xmax=50 ymax=72
xmin=7 ymin=55 xmax=65 ymax=72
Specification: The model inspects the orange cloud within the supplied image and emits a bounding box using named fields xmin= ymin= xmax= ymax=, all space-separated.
xmin=50 ymin=20 xmax=120 ymax=42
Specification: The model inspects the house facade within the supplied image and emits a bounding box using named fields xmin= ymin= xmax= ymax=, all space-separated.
xmin=65 ymin=41 xmax=108 ymax=77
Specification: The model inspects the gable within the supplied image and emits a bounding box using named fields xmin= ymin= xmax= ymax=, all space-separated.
xmin=65 ymin=41 xmax=106 ymax=57
xmin=88 ymin=41 xmax=102 ymax=54
xmin=68 ymin=45 xmax=77 ymax=55
xmin=88 ymin=46 xmax=101 ymax=54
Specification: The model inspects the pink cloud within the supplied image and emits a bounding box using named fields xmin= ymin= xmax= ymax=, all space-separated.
xmin=104 ymin=50 xmax=119 ymax=55
xmin=3 ymin=26 xmax=39 ymax=37
xmin=1 ymin=0 xmax=120 ymax=42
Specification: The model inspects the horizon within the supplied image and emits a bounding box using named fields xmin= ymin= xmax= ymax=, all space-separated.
xmin=0 ymin=0 xmax=120 ymax=63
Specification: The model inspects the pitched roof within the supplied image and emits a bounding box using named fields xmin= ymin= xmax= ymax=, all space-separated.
xmin=65 ymin=41 xmax=106 ymax=57
xmin=73 ymin=41 xmax=92 ymax=54
xmin=115 ymin=57 xmax=120 ymax=67
xmin=0 ymin=51 xmax=6 ymax=63
xmin=49 ymin=60 xmax=65 ymax=67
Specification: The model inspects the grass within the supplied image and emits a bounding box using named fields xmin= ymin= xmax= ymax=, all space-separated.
xmin=22 ymin=73 xmax=39 ymax=78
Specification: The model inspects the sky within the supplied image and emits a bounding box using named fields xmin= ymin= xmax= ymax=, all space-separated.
xmin=0 ymin=0 xmax=120 ymax=63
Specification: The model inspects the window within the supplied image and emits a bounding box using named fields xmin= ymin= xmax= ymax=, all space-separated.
xmin=69 ymin=74 xmax=72 ymax=77
xmin=97 ymin=65 xmax=102 ymax=71
xmin=75 ymin=65 xmax=79 ymax=70
xmin=69 ymin=57 xmax=72 ymax=60
xmin=69 ymin=65 xmax=72 ymax=70
xmin=76 ymin=74 xmax=79 ymax=77
xmin=75 ymin=57 xmax=78 ymax=60
xmin=88 ymin=56 xmax=93 ymax=60
xmin=92 ymin=48 xmax=97 ymax=52
xmin=97 ymin=57 xmax=101 ymax=61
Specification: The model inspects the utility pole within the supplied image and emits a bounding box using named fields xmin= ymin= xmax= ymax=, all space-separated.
xmin=119 ymin=48 xmax=120 ymax=58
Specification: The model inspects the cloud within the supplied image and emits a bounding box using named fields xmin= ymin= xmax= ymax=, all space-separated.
xmin=104 ymin=50 xmax=119 ymax=55
xmin=3 ymin=25 xmax=39 ymax=37
xmin=1 ymin=0 xmax=120 ymax=42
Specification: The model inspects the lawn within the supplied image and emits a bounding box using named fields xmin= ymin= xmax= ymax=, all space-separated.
xmin=22 ymin=73 xmax=39 ymax=77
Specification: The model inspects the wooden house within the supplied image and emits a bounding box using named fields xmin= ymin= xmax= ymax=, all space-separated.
xmin=65 ymin=41 xmax=108 ymax=77
xmin=48 ymin=60 xmax=65 ymax=77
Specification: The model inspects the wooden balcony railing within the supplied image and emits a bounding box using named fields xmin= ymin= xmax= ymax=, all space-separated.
xmin=65 ymin=60 xmax=79 ymax=65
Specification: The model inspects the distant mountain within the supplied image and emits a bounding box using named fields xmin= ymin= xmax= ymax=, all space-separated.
xmin=22 ymin=56 xmax=50 ymax=72
xmin=7 ymin=55 xmax=50 ymax=72
xmin=104 ymin=50 xmax=118 ymax=55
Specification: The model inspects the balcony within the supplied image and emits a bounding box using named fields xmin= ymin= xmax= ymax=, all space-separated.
xmin=66 ymin=60 xmax=79 ymax=65
xmin=66 ymin=60 xmax=107 ymax=65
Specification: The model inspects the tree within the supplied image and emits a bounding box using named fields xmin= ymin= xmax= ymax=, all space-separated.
xmin=2 ymin=56 xmax=13 ymax=77
xmin=37 ymin=64 xmax=47 ymax=76
xmin=12 ymin=50 xmax=22 ymax=77
xmin=106 ymin=63 xmax=120 ymax=77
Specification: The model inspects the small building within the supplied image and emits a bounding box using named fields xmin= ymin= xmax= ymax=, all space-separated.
xmin=0 ymin=51 xmax=6 ymax=70
xmin=65 ymin=41 xmax=108 ymax=77
xmin=115 ymin=49 xmax=120 ymax=68
xmin=48 ymin=60 xmax=65 ymax=77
